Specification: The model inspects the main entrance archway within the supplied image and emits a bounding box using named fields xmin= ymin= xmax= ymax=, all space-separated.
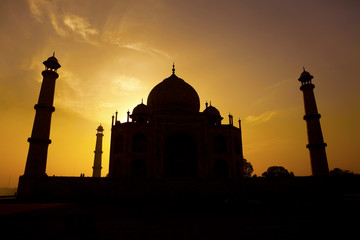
xmin=164 ymin=131 xmax=197 ymax=177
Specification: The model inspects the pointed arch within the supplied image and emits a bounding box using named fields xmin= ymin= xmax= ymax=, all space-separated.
xmin=164 ymin=131 xmax=197 ymax=177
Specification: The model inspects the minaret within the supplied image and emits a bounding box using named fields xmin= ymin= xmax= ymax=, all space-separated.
xmin=92 ymin=125 xmax=104 ymax=177
xmin=298 ymin=68 xmax=329 ymax=176
xmin=24 ymin=53 xmax=60 ymax=177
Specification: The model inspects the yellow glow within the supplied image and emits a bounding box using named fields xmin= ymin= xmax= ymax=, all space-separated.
xmin=1 ymin=0 xmax=360 ymax=187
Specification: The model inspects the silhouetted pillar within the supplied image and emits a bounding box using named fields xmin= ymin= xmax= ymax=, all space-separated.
xmin=238 ymin=119 xmax=245 ymax=177
xmin=92 ymin=125 xmax=104 ymax=177
xmin=298 ymin=69 xmax=329 ymax=176
xmin=229 ymin=114 xmax=233 ymax=126
xmin=24 ymin=54 xmax=60 ymax=177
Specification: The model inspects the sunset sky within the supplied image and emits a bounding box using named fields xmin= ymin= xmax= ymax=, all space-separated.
xmin=1 ymin=0 xmax=359 ymax=187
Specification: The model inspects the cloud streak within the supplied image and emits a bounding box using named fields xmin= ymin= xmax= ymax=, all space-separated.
xmin=246 ymin=111 xmax=278 ymax=124
xmin=63 ymin=14 xmax=99 ymax=43
xmin=28 ymin=0 xmax=99 ymax=44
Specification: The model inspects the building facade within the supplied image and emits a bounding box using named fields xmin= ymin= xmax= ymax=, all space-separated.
xmin=109 ymin=66 xmax=245 ymax=179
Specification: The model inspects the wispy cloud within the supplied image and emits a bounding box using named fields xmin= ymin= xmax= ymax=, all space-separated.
xmin=28 ymin=0 xmax=98 ymax=43
xmin=28 ymin=0 xmax=66 ymax=36
xmin=112 ymin=75 xmax=142 ymax=92
xmin=117 ymin=41 xmax=171 ymax=58
xmin=63 ymin=14 xmax=99 ymax=43
xmin=246 ymin=111 xmax=278 ymax=124
xmin=28 ymin=0 xmax=45 ymax=22
xmin=103 ymin=31 xmax=171 ymax=58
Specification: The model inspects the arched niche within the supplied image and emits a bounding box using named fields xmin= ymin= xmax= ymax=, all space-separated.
xmin=164 ymin=131 xmax=197 ymax=177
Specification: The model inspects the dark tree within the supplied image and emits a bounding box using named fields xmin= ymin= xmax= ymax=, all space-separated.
xmin=329 ymin=168 xmax=354 ymax=176
xmin=243 ymin=159 xmax=253 ymax=178
xmin=262 ymin=166 xmax=294 ymax=178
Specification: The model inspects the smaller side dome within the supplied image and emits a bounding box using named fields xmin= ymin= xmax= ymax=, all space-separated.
xmin=132 ymin=103 xmax=150 ymax=115
xmin=203 ymin=105 xmax=221 ymax=117
xmin=131 ymin=103 xmax=151 ymax=124
xmin=203 ymin=104 xmax=223 ymax=125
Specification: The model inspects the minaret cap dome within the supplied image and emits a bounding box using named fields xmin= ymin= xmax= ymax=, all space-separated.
xmin=300 ymin=70 xmax=311 ymax=77
xmin=298 ymin=68 xmax=313 ymax=82
xmin=97 ymin=125 xmax=104 ymax=132
xmin=43 ymin=53 xmax=61 ymax=70
xmin=47 ymin=55 xmax=59 ymax=63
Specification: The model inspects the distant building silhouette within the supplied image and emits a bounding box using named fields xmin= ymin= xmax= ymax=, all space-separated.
xmin=298 ymin=68 xmax=329 ymax=176
xmin=92 ymin=125 xmax=104 ymax=177
xmin=109 ymin=64 xmax=245 ymax=179
xmin=24 ymin=53 xmax=60 ymax=177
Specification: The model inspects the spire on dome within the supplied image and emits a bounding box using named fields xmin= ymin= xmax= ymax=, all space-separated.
xmin=172 ymin=63 xmax=175 ymax=75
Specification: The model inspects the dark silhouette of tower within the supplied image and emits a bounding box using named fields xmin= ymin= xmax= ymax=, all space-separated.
xmin=24 ymin=54 xmax=60 ymax=177
xmin=298 ymin=68 xmax=329 ymax=176
xmin=92 ymin=125 xmax=104 ymax=177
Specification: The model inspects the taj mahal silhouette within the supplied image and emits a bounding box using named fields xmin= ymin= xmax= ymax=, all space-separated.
xmin=17 ymin=54 xmax=329 ymax=200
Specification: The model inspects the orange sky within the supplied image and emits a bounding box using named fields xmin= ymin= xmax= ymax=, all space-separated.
xmin=1 ymin=0 xmax=360 ymax=187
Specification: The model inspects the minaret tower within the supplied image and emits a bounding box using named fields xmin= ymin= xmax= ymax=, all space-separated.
xmin=92 ymin=125 xmax=104 ymax=177
xmin=24 ymin=53 xmax=60 ymax=177
xmin=298 ymin=68 xmax=329 ymax=176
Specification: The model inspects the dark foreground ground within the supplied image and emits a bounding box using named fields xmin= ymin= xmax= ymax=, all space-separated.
xmin=1 ymin=177 xmax=359 ymax=239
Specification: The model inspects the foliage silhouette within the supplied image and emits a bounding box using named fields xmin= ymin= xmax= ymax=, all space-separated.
xmin=243 ymin=159 xmax=253 ymax=178
xmin=262 ymin=166 xmax=294 ymax=178
xmin=329 ymin=168 xmax=355 ymax=176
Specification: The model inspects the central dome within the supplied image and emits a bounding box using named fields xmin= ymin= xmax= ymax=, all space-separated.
xmin=147 ymin=71 xmax=200 ymax=114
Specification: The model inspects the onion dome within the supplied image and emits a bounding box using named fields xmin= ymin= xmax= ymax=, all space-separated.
xmin=43 ymin=52 xmax=61 ymax=70
xmin=147 ymin=65 xmax=200 ymax=114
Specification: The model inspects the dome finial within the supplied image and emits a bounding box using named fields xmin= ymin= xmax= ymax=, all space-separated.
xmin=172 ymin=62 xmax=175 ymax=74
xmin=53 ymin=51 xmax=55 ymax=57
